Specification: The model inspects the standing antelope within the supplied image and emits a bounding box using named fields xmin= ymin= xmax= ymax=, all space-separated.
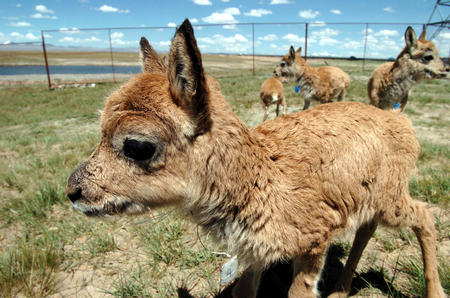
xmin=260 ymin=76 xmax=286 ymax=122
xmin=368 ymin=26 xmax=448 ymax=111
xmin=274 ymin=47 xmax=350 ymax=110
xmin=67 ymin=20 xmax=445 ymax=298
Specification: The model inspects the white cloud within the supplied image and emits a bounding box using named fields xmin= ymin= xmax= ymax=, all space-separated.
xmin=383 ymin=7 xmax=395 ymax=13
xmin=222 ymin=24 xmax=238 ymax=30
xmin=197 ymin=37 xmax=215 ymax=44
xmin=224 ymin=8 xmax=240 ymax=15
xmin=203 ymin=12 xmax=236 ymax=24
xmin=59 ymin=27 xmax=81 ymax=34
xmin=111 ymin=32 xmax=124 ymax=39
xmin=31 ymin=13 xmax=57 ymax=19
xmin=10 ymin=32 xmax=23 ymax=38
xmin=168 ymin=22 xmax=176 ymax=27
xmin=258 ymin=34 xmax=278 ymax=41
xmin=190 ymin=18 xmax=199 ymax=23
xmin=342 ymin=40 xmax=361 ymax=49
xmin=299 ymin=9 xmax=319 ymax=19
xmin=16 ymin=3 xmax=22 ymax=7
xmin=10 ymin=21 xmax=31 ymax=27
xmin=202 ymin=7 xmax=240 ymax=23
xmin=111 ymin=38 xmax=136 ymax=46
xmin=311 ymin=28 xmax=339 ymax=38
xmin=244 ymin=9 xmax=272 ymax=17
xmin=0 ymin=32 xmax=4 ymax=37
xmin=221 ymin=0 xmax=230 ymax=2
xmin=330 ymin=9 xmax=341 ymax=15
xmin=283 ymin=33 xmax=304 ymax=44
xmin=318 ymin=37 xmax=339 ymax=46
xmin=193 ymin=0 xmax=212 ymax=5
xmin=25 ymin=33 xmax=38 ymax=40
xmin=59 ymin=36 xmax=101 ymax=43
xmin=10 ymin=32 xmax=39 ymax=40
xmin=98 ymin=5 xmax=130 ymax=13
xmin=35 ymin=5 xmax=54 ymax=14
xmin=438 ymin=31 xmax=450 ymax=40
xmin=310 ymin=21 xmax=326 ymax=27
xmin=374 ymin=29 xmax=399 ymax=37
xmin=270 ymin=0 xmax=293 ymax=4
xmin=197 ymin=33 xmax=251 ymax=53
xmin=159 ymin=41 xmax=171 ymax=46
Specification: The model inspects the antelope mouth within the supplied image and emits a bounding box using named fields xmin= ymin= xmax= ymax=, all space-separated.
xmin=72 ymin=197 xmax=149 ymax=217
xmin=424 ymin=68 xmax=447 ymax=79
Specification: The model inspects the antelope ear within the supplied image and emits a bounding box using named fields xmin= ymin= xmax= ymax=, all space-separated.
xmin=296 ymin=47 xmax=302 ymax=55
xmin=418 ymin=26 xmax=427 ymax=41
xmin=168 ymin=19 xmax=211 ymax=137
xmin=405 ymin=26 xmax=418 ymax=50
xmin=289 ymin=46 xmax=296 ymax=61
xmin=140 ymin=37 xmax=166 ymax=73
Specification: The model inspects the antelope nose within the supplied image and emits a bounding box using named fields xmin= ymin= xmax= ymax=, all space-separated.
xmin=67 ymin=186 xmax=82 ymax=203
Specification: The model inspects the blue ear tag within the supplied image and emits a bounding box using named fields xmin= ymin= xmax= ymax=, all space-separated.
xmin=295 ymin=85 xmax=300 ymax=93
xmin=393 ymin=103 xmax=400 ymax=110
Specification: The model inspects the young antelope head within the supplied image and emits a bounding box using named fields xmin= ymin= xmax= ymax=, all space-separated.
xmin=273 ymin=46 xmax=302 ymax=80
xmin=399 ymin=26 xmax=448 ymax=80
xmin=66 ymin=19 xmax=212 ymax=216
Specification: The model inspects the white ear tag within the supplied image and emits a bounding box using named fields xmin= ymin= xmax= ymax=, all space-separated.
xmin=220 ymin=255 xmax=238 ymax=286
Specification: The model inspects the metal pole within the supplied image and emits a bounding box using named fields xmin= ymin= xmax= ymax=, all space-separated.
xmin=362 ymin=23 xmax=369 ymax=72
xmin=252 ymin=23 xmax=255 ymax=76
xmin=304 ymin=23 xmax=308 ymax=61
xmin=108 ymin=28 xmax=116 ymax=82
xmin=41 ymin=31 xmax=52 ymax=90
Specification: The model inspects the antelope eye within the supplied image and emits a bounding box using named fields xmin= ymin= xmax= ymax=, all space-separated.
xmin=123 ymin=139 xmax=156 ymax=161
xmin=423 ymin=55 xmax=434 ymax=62
xmin=280 ymin=61 xmax=286 ymax=67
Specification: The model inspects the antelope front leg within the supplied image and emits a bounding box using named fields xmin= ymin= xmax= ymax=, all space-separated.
xmin=263 ymin=106 xmax=269 ymax=122
xmin=303 ymin=97 xmax=311 ymax=110
xmin=232 ymin=265 xmax=262 ymax=298
xmin=399 ymin=93 xmax=409 ymax=112
xmin=329 ymin=221 xmax=377 ymax=298
xmin=289 ymin=253 xmax=325 ymax=298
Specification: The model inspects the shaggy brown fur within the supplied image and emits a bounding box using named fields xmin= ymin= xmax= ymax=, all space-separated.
xmin=260 ymin=76 xmax=286 ymax=122
xmin=273 ymin=47 xmax=350 ymax=110
xmin=67 ymin=20 xmax=445 ymax=298
xmin=368 ymin=26 xmax=448 ymax=111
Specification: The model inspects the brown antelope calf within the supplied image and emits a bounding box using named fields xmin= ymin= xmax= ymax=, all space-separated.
xmin=368 ymin=26 xmax=448 ymax=111
xmin=274 ymin=47 xmax=350 ymax=110
xmin=66 ymin=20 xmax=445 ymax=298
xmin=260 ymin=76 xmax=286 ymax=121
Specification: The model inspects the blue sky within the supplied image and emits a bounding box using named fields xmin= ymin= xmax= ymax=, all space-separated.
xmin=1 ymin=0 xmax=449 ymax=58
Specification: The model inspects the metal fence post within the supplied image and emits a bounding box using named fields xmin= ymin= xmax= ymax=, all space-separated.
xmin=108 ymin=28 xmax=116 ymax=82
xmin=304 ymin=23 xmax=308 ymax=61
xmin=41 ymin=31 xmax=52 ymax=90
xmin=362 ymin=23 xmax=369 ymax=72
xmin=252 ymin=23 xmax=255 ymax=76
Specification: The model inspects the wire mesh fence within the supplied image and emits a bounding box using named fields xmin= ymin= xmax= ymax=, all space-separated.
xmin=7 ymin=21 xmax=448 ymax=88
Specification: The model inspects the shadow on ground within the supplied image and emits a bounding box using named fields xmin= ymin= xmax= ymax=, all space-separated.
xmin=177 ymin=244 xmax=410 ymax=298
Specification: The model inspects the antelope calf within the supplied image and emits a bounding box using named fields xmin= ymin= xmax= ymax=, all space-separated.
xmin=274 ymin=47 xmax=350 ymax=110
xmin=260 ymin=76 xmax=286 ymax=121
xmin=67 ymin=20 xmax=445 ymax=298
xmin=368 ymin=26 xmax=448 ymax=111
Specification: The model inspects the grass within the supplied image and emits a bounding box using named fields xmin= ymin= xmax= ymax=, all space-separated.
xmin=0 ymin=56 xmax=448 ymax=297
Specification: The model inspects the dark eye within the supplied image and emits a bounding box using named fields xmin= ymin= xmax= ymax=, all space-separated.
xmin=280 ymin=61 xmax=286 ymax=67
xmin=123 ymin=139 xmax=156 ymax=161
xmin=423 ymin=55 xmax=434 ymax=62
